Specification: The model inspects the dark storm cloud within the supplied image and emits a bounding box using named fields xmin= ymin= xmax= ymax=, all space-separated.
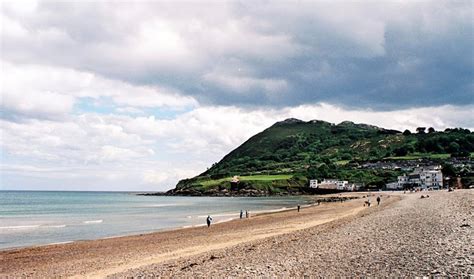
xmin=2 ymin=0 xmax=472 ymax=110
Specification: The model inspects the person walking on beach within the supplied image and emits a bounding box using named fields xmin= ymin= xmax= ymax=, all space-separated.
xmin=376 ymin=196 xmax=381 ymax=206
xmin=245 ymin=210 xmax=249 ymax=218
xmin=297 ymin=205 xmax=301 ymax=212
xmin=206 ymin=215 xmax=212 ymax=227
xmin=240 ymin=210 xmax=243 ymax=219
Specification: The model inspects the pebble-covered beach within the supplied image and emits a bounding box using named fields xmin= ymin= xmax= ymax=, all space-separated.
xmin=114 ymin=190 xmax=473 ymax=278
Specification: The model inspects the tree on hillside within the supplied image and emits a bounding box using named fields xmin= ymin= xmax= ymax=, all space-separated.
xmin=428 ymin=127 xmax=435 ymax=133
xmin=416 ymin=127 xmax=426 ymax=134
xmin=393 ymin=146 xmax=408 ymax=156
xmin=441 ymin=163 xmax=456 ymax=177
xmin=317 ymin=163 xmax=330 ymax=178
xmin=447 ymin=142 xmax=460 ymax=153
xmin=403 ymin=129 xmax=412 ymax=135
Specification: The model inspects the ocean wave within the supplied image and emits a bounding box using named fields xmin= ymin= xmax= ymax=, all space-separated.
xmin=47 ymin=241 xmax=73 ymax=246
xmin=44 ymin=224 xmax=67 ymax=228
xmin=195 ymin=207 xmax=292 ymax=219
xmin=144 ymin=203 xmax=184 ymax=208
xmin=197 ymin=212 xmax=240 ymax=218
xmin=0 ymin=225 xmax=40 ymax=230
xmin=215 ymin=218 xmax=236 ymax=224
xmin=181 ymin=224 xmax=207 ymax=228
xmin=83 ymin=219 xmax=103 ymax=224
xmin=0 ymin=224 xmax=67 ymax=230
xmin=251 ymin=207 xmax=289 ymax=215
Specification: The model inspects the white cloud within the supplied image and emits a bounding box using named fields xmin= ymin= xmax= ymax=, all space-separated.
xmin=1 ymin=2 xmax=300 ymax=79
xmin=130 ymin=20 xmax=193 ymax=65
xmin=1 ymin=88 xmax=75 ymax=119
xmin=142 ymin=170 xmax=169 ymax=185
xmin=1 ymin=61 xmax=197 ymax=119
xmin=98 ymin=145 xmax=145 ymax=161
xmin=284 ymin=103 xmax=474 ymax=132
xmin=203 ymin=72 xmax=288 ymax=95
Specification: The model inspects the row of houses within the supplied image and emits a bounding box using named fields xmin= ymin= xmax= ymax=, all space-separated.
xmin=310 ymin=165 xmax=444 ymax=192
xmin=309 ymin=179 xmax=362 ymax=191
xmin=386 ymin=165 xmax=443 ymax=190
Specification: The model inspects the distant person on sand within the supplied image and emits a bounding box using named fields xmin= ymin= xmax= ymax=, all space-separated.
xmin=364 ymin=197 xmax=371 ymax=207
xmin=246 ymin=210 xmax=249 ymax=218
xmin=206 ymin=215 xmax=212 ymax=227
xmin=297 ymin=205 xmax=301 ymax=212
xmin=240 ymin=210 xmax=243 ymax=219
xmin=376 ymin=196 xmax=381 ymax=206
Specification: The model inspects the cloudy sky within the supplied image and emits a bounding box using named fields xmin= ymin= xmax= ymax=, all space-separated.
xmin=1 ymin=0 xmax=473 ymax=191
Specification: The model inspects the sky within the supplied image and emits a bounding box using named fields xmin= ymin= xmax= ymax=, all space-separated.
xmin=1 ymin=0 xmax=473 ymax=191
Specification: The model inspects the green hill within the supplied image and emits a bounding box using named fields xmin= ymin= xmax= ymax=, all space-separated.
xmin=170 ymin=119 xmax=473 ymax=196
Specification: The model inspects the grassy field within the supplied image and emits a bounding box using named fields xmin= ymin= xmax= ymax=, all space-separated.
xmin=335 ymin=160 xmax=350 ymax=166
xmin=239 ymin=174 xmax=293 ymax=181
xmin=199 ymin=174 xmax=293 ymax=187
xmin=385 ymin=153 xmax=451 ymax=160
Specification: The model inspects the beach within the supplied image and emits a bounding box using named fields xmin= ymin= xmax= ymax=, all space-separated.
xmin=1 ymin=190 xmax=472 ymax=278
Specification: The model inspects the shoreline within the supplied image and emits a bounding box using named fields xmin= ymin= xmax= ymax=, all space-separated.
xmin=1 ymin=192 xmax=377 ymax=278
xmin=0 ymin=194 xmax=348 ymax=252
xmin=0 ymin=204 xmax=299 ymax=252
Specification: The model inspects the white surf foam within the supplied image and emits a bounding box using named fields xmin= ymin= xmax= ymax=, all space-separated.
xmin=0 ymin=224 xmax=68 ymax=231
xmin=0 ymin=225 xmax=40 ymax=230
xmin=144 ymin=203 xmax=184 ymax=208
xmin=197 ymin=212 xmax=240 ymax=218
xmin=251 ymin=206 xmax=289 ymax=215
xmin=215 ymin=218 xmax=236 ymax=224
xmin=83 ymin=219 xmax=103 ymax=224
xmin=43 ymin=224 xmax=67 ymax=228
xmin=47 ymin=241 xmax=73 ymax=246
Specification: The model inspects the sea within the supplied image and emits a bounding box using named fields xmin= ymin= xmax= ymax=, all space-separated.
xmin=0 ymin=191 xmax=309 ymax=250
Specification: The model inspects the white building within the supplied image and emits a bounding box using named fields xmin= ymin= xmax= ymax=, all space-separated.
xmin=231 ymin=176 xmax=240 ymax=183
xmin=310 ymin=179 xmax=351 ymax=191
xmin=396 ymin=166 xmax=443 ymax=190
xmin=386 ymin=182 xmax=400 ymax=190
xmin=345 ymin=183 xmax=361 ymax=191
xmin=325 ymin=179 xmax=349 ymax=191
xmin=420 ymin=170 xmax=443 ymax=189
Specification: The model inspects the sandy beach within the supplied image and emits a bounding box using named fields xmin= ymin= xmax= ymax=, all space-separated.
xmin=1 ymin=190 xmax=472 ymax=278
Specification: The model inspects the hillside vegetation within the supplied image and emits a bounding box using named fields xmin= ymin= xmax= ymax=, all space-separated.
xmin=171 ymin=119 xmax=473 ymax=195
